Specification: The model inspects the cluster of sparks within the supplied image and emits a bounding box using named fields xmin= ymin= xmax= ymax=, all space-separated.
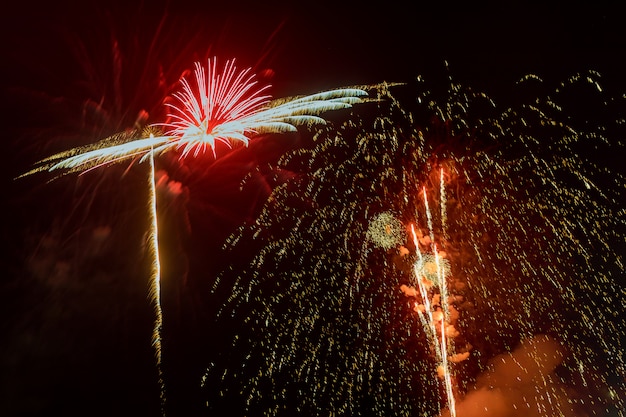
xmin=205 ymin=74 xmax=625 ymax=416
xmin=366 ymin=211 xmax=405 ymax=249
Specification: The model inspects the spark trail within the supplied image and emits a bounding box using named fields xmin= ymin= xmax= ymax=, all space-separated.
xmin=147 ymin=145 xmax=165 ymax=413
xmin=205 ymin=75 xmax=625 ymax=416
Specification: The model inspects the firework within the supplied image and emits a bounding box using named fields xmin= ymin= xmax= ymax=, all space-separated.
xmin=203 ymin=74 xmax=625 ymax=416
xmin=19 ymin=58 xmax=366 ymax=178
xmin=19 ymin=57 xmax=367 ymax=415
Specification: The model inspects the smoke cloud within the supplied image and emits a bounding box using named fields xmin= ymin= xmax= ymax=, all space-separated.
xmin=446 ymin=334 xmax=582 ymax=417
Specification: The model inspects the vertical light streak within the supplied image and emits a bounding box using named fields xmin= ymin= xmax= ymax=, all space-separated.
xmin=414 ymin=178 xmax=457 ymax=417
xmin=440 ymin=168 xmax=447 ymax=234
xmin=435 ymin=241 xmax=455 ymax=417
xmin=423 ymin=186 xmax=435 ymax=244
xmin=147 ymin=144 xmax=166 ymax=415
xmin=439 ymin=297 xmax=456 ymax=417
xmin=410 ymin=224 xmax=436 ymax=340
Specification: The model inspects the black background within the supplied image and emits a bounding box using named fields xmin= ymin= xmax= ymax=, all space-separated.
xmin=1 ymin=1 xmax=625 ymax=416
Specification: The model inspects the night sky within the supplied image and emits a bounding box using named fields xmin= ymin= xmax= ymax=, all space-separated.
xmin=1 ymin=1 xmax=625 ymax=417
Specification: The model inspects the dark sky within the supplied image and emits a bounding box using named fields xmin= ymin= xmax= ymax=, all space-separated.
xmin=2 ymin=1 xmax=626 ymax=93
xmin=1 ymin=1 xmax=625 ymax=417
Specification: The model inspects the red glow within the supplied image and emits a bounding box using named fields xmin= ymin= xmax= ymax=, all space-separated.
xmin=163 ymin=58 xmax=272 ymax=158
